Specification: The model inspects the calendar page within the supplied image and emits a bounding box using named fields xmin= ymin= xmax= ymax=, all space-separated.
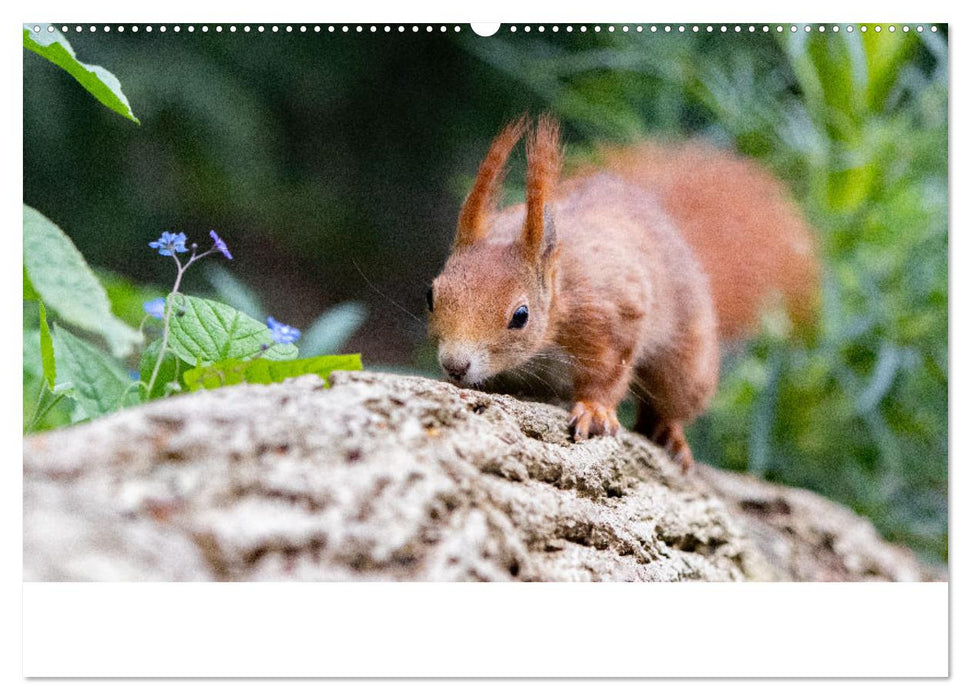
xmin=20 ymin=18 xmax=949 ymax=679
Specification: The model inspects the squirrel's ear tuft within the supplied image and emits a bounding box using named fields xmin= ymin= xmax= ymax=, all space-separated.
xmin=455 ymin=114 xmax=528 ymax=248
xmin=540 ymin=205 xmax=557 ymax=261
xmin=521 ymin=114 xmax=563 ymax=262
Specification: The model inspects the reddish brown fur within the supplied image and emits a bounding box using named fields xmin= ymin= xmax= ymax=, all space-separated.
xmin=456 ymin=115 xmax=528 ymax=248
xmin=522 ymin=115 xmax=564 ymax=259
xmin=590 ymin=142 xmax=820 ymax=339
xmin=429 ymin=117 xmax=819 ymax=470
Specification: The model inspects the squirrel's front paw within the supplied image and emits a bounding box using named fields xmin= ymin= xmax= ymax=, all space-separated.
xmin=568 ymin=401 xmax=620 ymax=442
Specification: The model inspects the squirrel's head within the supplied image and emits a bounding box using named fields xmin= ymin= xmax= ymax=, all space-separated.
xmin=427 ymin=115 xmax=563 ymax=386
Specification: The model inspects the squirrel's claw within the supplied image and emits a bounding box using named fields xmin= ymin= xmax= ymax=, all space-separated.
xmin=569 ymin=401 xmax=620 ymax=442
xmin=650 ymin=421 xmax=694 ymax=472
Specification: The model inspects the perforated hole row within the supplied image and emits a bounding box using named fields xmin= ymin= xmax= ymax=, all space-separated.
xmin=503 ymin=24 xmax=937 ymax=34
xmin=26 ymin=24 xmax=940 ymax=35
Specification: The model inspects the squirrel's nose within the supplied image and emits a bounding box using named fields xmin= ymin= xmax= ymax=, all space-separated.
xmin=442 ymin=358 xmax=471 ymax=382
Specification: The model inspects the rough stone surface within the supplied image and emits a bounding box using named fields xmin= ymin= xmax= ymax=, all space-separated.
xmin=23 ymin=371 xmax=938 ymax=582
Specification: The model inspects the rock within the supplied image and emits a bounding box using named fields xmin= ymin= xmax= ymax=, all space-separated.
xmin=22 ymin=371 xmax=938 ymax=582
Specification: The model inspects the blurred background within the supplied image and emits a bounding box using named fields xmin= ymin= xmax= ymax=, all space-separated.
xmin=23 ymin=25 xmax=948 ymax=563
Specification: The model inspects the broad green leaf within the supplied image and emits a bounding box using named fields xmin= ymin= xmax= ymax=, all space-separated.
xmin=23 ymin=205 xmax=142 ymax=357
xmin=23 ymin=330 xmax=42 ymax=381
xmin=206 ymin=266 xmax=265 ymax=321
xmin=183 ymin=354 xmax=362 ymax=391
xmin=23 ymin=25 xmax=139 ymax=124
xmin=24 ymin=330 xmax=47 ymax=431
xmin=54 ymin=325 xmax=138 ymax=420
xmin=299 ymin=301 xmax=367 ymax=356
xmin=38 ymin=301 xmax=56 ymax=390
xmin=167 ymin=294 xmax=298 ymax=365
xmin=69 ymin=402 xmax=88 ymax=423
xmin=139 ymin=338 xmax=185 ymax=400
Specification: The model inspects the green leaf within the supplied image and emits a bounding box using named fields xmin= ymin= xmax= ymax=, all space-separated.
xmin=23 ymin=265 xmax=39 ymax=301
xmin=23 ymin=329 xmax=42 ymax=382
xmin=139 ymin=338 xmax=184 ymax=400
xmin=23 ymin=335 xmax=75 ymax=432
xmin=54 ymin=325 xmax=138 ymax=420
xmin=861 ymin=29 xmax=917 ymax=111
xmin=23 ymin=205 xmax=142 ymax=357
xmin=166 ymin=294 xmax=298 ymax=364
xmin=299 ymin=301 xmax=367 ymax=356
xmin=38 ymin=302 xmax=56 ymax=390
xmin=23 ymin=25 xmax=139 ymax=124
xmin=183 ymin=354 xmax=362 ymax=391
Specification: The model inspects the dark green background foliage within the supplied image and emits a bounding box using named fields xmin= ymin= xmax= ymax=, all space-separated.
xmin=23 ymin=25 xmax=948 ymax=562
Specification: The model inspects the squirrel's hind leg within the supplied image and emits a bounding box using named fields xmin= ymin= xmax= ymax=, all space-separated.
xmin=630 ymin=323 xmax=718 ymax=471
xmin=633 ymin=401 xmax=694 ymax=472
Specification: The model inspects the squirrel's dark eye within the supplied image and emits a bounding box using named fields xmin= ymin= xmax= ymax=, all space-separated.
xmin=426 ymin=287 xmax=434 ymax=313
xmin=508 ymin=305 xmax=529 ymax=329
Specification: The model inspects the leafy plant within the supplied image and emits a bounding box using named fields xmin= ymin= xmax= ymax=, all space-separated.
xmin=22 ymin=25 xmax=139 ymax=123
xmin=24 ymin=223 xmax=363 ymax=432
xmin=23 ymin=206 xmax=141 ymax=357
xmin=23 ymin=28 xmax=363 ymax=433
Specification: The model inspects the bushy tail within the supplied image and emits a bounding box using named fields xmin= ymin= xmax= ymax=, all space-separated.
xmin=598 ymin=142 xmax=820 ymax=341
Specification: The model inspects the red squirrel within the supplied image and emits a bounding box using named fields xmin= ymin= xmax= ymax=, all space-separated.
xmin=427 ymin=115 xmax=818 ymax=470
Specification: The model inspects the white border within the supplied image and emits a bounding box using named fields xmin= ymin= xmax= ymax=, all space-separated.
xmin=23 ymin=583 xmax=948 ymax=677
xmin=8 ymin=0 xmax=959 ymax=23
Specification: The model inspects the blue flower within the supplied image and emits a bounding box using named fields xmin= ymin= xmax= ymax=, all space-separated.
xmin=143 ymin=297 xmax=166 ymax=320
xmin=149 ymin=231 xmax=188 ymax=257
xmin=267 ymin=316 xmax=301 ymax=345
xmin=209 ymin=230 xmax=233 ymax=260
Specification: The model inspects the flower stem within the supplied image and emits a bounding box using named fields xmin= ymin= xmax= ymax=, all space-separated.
xmin=143 ymin=243 xmax=220 ymax=399
xmin=146 ymin=255 xmax=187 ymax=397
